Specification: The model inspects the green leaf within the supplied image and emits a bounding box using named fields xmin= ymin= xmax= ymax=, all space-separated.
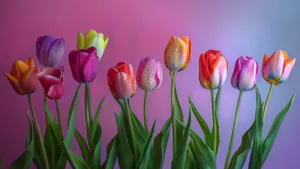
xmin=0 ymin=157 xmax=2 ymax=169
xmin=188 ymin=96 xmax=212 ymax=148
xmin=214 ymin=87 xmax=222 ymax=154
xmin=172 ymin=108 xmax=192 ymax=169
xmin=115 ymin=113 xmax=134 ymax=169
xmin=74 ymin=129 xmax=92 ymax=165
xmin=185 ymin=142 xmax=197 ymax=169
xmin=102 ymin=137 xmax=118 ymax=169
xmin=44 ymin=128 xmax=55 ymax=168
xmin=63 ymin=142 xmax=90 ymax=169
xmin=137 ymin=121 xmax=156 ymax=169
xmin=10 ymin=112 xmax=34 ymax=169
xmin=92 ymin=135 xmax=102 ymax=169
xmin=152 ymin=118 xmax=171 ymax=169
xmin=261 ymin=95 xmax=295 ymax=165
xmin=248 ymin=87 xmax=264 ymax=169
xmin=128 ymin=99 xmax=148 ymax=138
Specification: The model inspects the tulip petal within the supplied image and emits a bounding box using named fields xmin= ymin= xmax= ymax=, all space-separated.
xmin=26 ymin=57 xmax=35 ymax=69
xmin=117 ymin=63 xmax=132 ymax=76
xmin=82 ymin=53 xmax=98 ymax=83
xmin=69 ymin=51 xmax=81 ymax=82
xmin=199 ymin=54 xmax=211 ymax=88
xmin=47 ymin=83 xmax=64 ymax=100
xmin=155 ymin=60 xmax=163 ymax=89
xmin=48 ymin=38 xmax=65 ymax=67
xmin=238 ymin=60 xmax=257 ymax=91
xmin=164 ymin=36 xmax=187 ymax=72
xmin=231 ymin=58 xmax=242 ymax=88
xmin=21 ymin=67 xmax=40 ymax=94
xmin=263 ymin=50 xmax=285 ymax=80
xmin=4 ymin=72 xmax=25 ymax=95
xmin=77 ymin=32 xmax=84 ymax=49
xmin=278 ymin=58 xmax=296 ymax=84
xmin=94 ymin=33 xmax=105 ymax=60
xmin=104 ymin=37 xmax=109 ymax=49
xmin=84 ymin=30 xmax=98 ymax=48
xmin=114 ymin=72 xmax=135 ymax=99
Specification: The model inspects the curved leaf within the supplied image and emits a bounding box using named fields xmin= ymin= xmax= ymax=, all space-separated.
xmin=74 ymin=129 xmax=92 ymax=165
xmin=92 ymin=136 xmax=102 ymax=169
xmin=102 ymin=137 xmax=118 ymax=169
xmin=63 ymin=142 xmax=90 ymax=169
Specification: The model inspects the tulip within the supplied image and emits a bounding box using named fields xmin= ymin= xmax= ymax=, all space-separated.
xmin=136 ymin=57 xmax=163 ymax=91
xmin=262 ymin=50 xmax=296 ymax=85
xmin=36 ymin=35 xmax=65 ymax=67
xmin=164 ymin=36 xmax=192 ymax=72
xmin=37 ymin=67 xmax=64 ymax=100
xmin=231 ymin=56 xmax=259 ymax=91
xmin=77 ymin=29 xmax=109 ymax=61
xmin=107 ymin=62 xmax=137 ymax=100
xmin=69 ymin=47 xmax=98 ymax=83
xmin=4 ymin=57 xmax=40 ymax=95
xmin=199 ymin=50 xmax=228 ymax=89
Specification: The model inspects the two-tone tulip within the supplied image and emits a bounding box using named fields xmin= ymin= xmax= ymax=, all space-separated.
xmin=231 ymin=56 xmax=259 ymax=91
xmin=164 ymin=36 xmax=192 ymax=72
xmin=107 ymin=62 xmax=137 ymax=100
xmin=262 ymin=50 xmax=296 ymax=85
xmin=199 ymin=50 xmax=228 ymax=89
xmin=4 ymin=57 xmax=40 ymax=95
xmin=77 ymin=29 xmax=109 ymax=61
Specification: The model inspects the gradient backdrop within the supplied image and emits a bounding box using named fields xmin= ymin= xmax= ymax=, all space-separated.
xmin=1 ymin=0 xmax=299 ymax=168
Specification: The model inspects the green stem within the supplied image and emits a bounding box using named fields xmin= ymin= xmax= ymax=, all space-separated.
xmin=55 ymin=100 xmax=63 ymax=134
xmin=211 ymin=89 xmax=217 ymax=155
xmin=28 ymin=94 xmax=50 ymax=169
xmin=85 ymin=84 xmax=92 ymax=134
xmin=262 ymin=83 xmax=274 ymax=121
xmin=171 ymin=72 xmax=177 ymax=156
xmin=143 ymin=91 xmax=149 ymax=133
xmin=124 ymin=100 xmax=138 ymax=164
xmin=224 ymin=91 xmax=244 ymax=169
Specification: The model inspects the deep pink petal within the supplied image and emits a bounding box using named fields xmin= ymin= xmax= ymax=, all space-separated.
xmin=47 ymin=83 xmax=64 ymax=100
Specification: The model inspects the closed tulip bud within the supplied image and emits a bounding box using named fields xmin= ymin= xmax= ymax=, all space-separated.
xmin=4 ymin=57 xmax=40 ymax=95
xmin=37 ymin=67 xmax=64 ymax=100
xmin=164 ymin=36 xmax=192 ymax=72
xmin=36 ymin=35 xmax=65 ymax=67
xmin=77 ymin=29 xmax=109 ymax=61
xmin=69 ymin=47 xmax=98 ymax=83
xmin=107 ymin=62 xmax=137 ymax=100
xmin=136 ymin=57 xmax=163 ymax=91
xmin=199 ymin=50 xmax=228 ymax=89
xmin=262 ymin=50 xmax=296 ymax=85
xmin=231 ymin=56 xmax=259 ymax=91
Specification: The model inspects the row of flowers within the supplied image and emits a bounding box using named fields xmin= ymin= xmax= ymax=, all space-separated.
xmin=3 ymin=30 xmax=296 ymax=169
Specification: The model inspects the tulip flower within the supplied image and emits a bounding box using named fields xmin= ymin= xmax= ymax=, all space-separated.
xmin=199 ymin=50 xmax=228 ymax=90
xmin=231 ymin=56 xmax=259 ymax=91
xmin=4 ymin=57 xmax=40 ymax=95
xmin=77 ymin=29 xmax=109 ymax=61
xmin=107 ymin=62 xmax=137 ymax=100
xmin=37 ymin=67 xmax=64 ymax=100
xmin=36 ymin=35 xmax=65 ymax=67
xmin=69 ymin=47 xmax=98 ymax=83
xmin=262 ymin=50 xmax=296 ymax=85
xmin=136 ymin=57 xmax=163 ymax=91
xmin=164 ymin=36 xmax=192 ymax=72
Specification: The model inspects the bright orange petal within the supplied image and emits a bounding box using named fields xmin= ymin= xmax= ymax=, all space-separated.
xmin=21 ymin=67 xmax=40 ymax=94
xmin=4 ymin=72 xmax=25 ymax=95
xmin=14 ymin=60 xmax=30 ymax=76
xmin=26 ymin=57 xmax=35 ymax=68
xmin=281 ymin=50 xmax=289 ymax=60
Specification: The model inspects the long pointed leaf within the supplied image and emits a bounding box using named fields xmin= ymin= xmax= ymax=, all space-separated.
xmin=63 ymin=142 xmax=90 ymax=169
xmin=74 ymin=129 xmax=92 ymax=165
xmin=102 ymin=137 xmax=118 ymax=169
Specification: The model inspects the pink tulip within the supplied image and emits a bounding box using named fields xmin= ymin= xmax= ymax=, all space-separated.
xmin=69 ymin=47 xmax=98 ymax=83
xmin=231 ymin=56 xmax=259 ymax=91
xmin=136 ymin=57 xmax=163 ymax=91
xmin=37 ymin=67 xmax=64 ymax=100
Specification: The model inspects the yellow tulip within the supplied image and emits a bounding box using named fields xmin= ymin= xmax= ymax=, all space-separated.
xmin=4 ymin=57 xmax=40 ymax=95
xmin=77 ymin=29 xmax=109 ymax=61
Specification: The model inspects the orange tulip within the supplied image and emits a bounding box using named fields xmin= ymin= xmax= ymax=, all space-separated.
xmin=4 ymin=57 xmax=40 ymax=95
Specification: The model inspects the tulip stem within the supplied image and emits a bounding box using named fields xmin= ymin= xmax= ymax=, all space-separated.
xmin=55 ymin=100 xmax=63 ymax=134
xmin=28 ymin=94 xmax=50 ymax=169
xmin=224 ymin=91 xmax=243 ymax=169
xmin=210 ymin=89 xmax=218 ymax=155
xmin=262 ymin=83 xmax=274 ymax=121
xmin=85 ymin=84 xmax=92 ymax=133
xmin=124 ymin=100 xmax=138 ymax=165
xmin=143 ymin=91 xmax=149 ymax=133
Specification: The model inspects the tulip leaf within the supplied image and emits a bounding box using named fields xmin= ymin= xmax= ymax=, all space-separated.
xmin=248 ymin=87 xmax=264 ymax=169
xmin=185 ymin=142 xmax=197 ymax=169
xmin=261 ymin=95 xmax=295 ymax=166
xmin=102 ymin=137 xmax=118 ymax=169
xmin=10 ymin=112 xmax=34 ymax=169
xmin=188 ymin=96 xmax=212 ymax=148
xmin=44 ymin=128 xmax=55 ymax=168
xmin=136 ymin=121 xmax=156 ymax=169
xmin=171 ymin=108 xmax=192 ymax=169
xmin=152 ymin=118 xmax=171 ymax=169
xmin=128 ymin=99 xmax=148 ymax=138
xmin=74 ymin=129 xmax=92 ymax=165
xmin=63 ymin=142 xmax=90 ymax=169
xmin=115 ymin=113 xmax=134 ymax=169
xmin=0 ymin=157 xmax=2 ymax=169
xmin=92 ymin=131 xmax=102 ymax=169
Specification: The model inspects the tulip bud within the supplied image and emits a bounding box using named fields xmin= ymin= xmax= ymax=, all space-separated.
xmin=199 ymin=50 xmax=228 ymax=89
xmin=69 ymin=47 xmax=98 ymax=83
xmin=36 ymin=35 xmax=65 ymax=67
xmin=107 ymin=62 xmax=137 ymax=100
xmin=164 ymin=36 xmax=192 ymax=72
xmin=136 ymin=57 xmax=163 ymax=91
xmin=231 ymin=57 xmax=259 ymax=91
xmin=262 ymin=50 xmax=296 ymax=85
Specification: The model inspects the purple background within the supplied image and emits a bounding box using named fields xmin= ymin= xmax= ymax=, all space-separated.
xmin=1 ymin=0 xmax=299 ymax=168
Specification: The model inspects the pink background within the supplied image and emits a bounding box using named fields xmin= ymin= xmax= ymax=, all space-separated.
xmin=1 ymin=0 xmax=299 ymax=168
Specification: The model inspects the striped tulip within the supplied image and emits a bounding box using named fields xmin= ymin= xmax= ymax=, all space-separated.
xmin=199 ymin=50 xmax=228 ymax=89
xmin=164 ymin=36 xmax=191 ymax=72
xmin=262 ymin=50 xmax=296 ymax=85
xmin=231 ymin=56 xmax=259 ymax=91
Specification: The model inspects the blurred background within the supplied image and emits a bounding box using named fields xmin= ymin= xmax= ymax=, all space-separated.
xmin=0 ymin=0 xmax=299 ymax=168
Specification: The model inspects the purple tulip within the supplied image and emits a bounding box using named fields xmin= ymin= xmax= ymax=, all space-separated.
xmin=69 ymin=47 xmax=98 ymax=83
xmin=136 ymin=57 xmax=163 ymax=91
xmin=231 ymin=56 xmax=259 ymax=91
xmin=36 ymin=35 xmax=65 ymax=67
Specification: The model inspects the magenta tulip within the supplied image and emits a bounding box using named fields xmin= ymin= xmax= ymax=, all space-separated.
xmin=69 ymin=47 xmax=98 ymax=83
xmin=37 ymin=67 xmax=64 ymax=100
xmin=36 ymin=35 xmax=65 ymax=67
xmin=231 ymin=56 xmax=259 ymax=91
xmin=136 ymin=57 xmax=163 ymax=91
